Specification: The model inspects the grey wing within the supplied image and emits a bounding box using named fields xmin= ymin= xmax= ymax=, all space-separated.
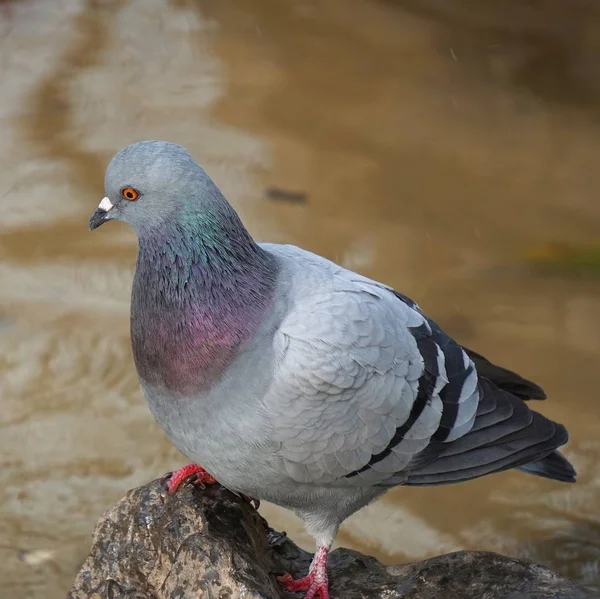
xmin=264 ymin=258 xmax=573 ymax=488
xmin=265 ymin=274 xmax=477 ymax=487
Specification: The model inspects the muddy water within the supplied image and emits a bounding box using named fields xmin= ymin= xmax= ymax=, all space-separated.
xmin=1 ymin=0 xmax=600 ymax=597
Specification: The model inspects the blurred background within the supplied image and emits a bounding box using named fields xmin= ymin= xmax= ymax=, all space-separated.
xmin=1 ymin=0 xmax=600 ymax=597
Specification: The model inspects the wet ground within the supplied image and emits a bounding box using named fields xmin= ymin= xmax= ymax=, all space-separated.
xmin=1 ymin=0 xmax=600 ymax=597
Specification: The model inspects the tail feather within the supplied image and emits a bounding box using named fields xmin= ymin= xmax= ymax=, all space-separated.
xmin=406 ymin=434 xmax=569 ymax=485
xmin=403 ymin=376 xmax=576 ymax=487
xmin=461 ymin=345 xmax=546 ymax=400
xmin=518 ymin=450 xmax=576 ymax=483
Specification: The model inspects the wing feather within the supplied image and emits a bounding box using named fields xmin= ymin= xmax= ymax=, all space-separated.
xmin=264 ymin=252 xmax=447 ymax=486
xmin=261 ymin=245 xmax=573 ymax=488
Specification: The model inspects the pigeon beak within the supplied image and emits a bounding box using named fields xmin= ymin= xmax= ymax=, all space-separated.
xmin=88 ymin=197 xmax=114 ymax=231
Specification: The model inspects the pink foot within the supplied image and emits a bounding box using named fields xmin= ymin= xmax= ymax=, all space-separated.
xmin=163 ymin=463 xmax=260 ymax=509
xmin=164 ymin=463 xmax=217 ymax=493
xmin=278 ymin=546 xmax=330 ymax=599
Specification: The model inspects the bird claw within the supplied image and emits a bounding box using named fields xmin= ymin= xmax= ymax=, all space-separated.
xmin=162 ymin=466 xmax=261 ymax=512
xmin=278 ymin=546 xmax=330 ymax=599
xmin=185 ymin=473 xmax=207 ymax=488
xmin=278 ymin=572 xmax=330 ymax=599
xmin=230 ymin=490 xmax=260 ymax=510
xmin=160 ymin=471 xmax=174 ymax=489
xmin=162 ymin=464 xmax=217 ymax=494
xmin=245 ymin=495 xmax=261 ymax=510
xmin=159 ymin=471 xmax=202 ymax=491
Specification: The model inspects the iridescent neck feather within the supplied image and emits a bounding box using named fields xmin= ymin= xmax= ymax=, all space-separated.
xmin=130 ymin=202 xmax=277 ymax=395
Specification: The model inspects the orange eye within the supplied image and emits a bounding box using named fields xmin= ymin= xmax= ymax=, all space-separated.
xmin=121 ymin=187 xmax=139 ymax=201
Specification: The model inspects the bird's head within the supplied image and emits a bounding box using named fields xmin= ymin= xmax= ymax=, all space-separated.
xmin=89 ymin=140 xmax=217 ymax=236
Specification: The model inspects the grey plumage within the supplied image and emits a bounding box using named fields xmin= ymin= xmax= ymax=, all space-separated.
xmin=89 ymin=141 xmax=575 ymax=598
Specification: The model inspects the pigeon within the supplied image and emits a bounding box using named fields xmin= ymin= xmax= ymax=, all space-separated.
xmin=89 ymin=141 xmax=576 ymax=599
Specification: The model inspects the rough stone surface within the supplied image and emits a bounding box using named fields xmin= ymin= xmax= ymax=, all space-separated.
xmin=68 ymin=479 xmax=599 ymax=599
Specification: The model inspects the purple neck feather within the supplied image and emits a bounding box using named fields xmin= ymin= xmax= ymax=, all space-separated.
xmin=131 ymin=207 xmax=277 ymax=395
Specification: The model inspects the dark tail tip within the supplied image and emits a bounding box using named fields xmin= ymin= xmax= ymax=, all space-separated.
xmin=518 ymin=450 xmax=576 ymax=483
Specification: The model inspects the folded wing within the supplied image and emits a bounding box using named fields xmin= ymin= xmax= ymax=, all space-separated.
xmin=265 ymin=252 xmax=574 ymax=488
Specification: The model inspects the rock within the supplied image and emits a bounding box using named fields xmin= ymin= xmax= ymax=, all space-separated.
xmin=68 ymin=479 xmax=598 ymax=599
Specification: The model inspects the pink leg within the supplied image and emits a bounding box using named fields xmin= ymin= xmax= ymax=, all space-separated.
xmin=165 ymin=463 xmax=217 ymax=493
xmin=278 ymin=546 xmax=330 ymax=599
xmin=163 ymin=463 xmax=260 ymax=508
